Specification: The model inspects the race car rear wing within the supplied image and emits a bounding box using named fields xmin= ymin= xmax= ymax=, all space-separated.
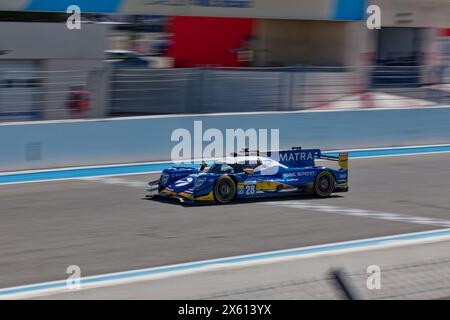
xmin=320 ymin=152 xmax=349 ymax=170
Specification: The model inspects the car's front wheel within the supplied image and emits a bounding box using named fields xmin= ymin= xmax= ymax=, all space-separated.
xmin=313 ymin=171 xmax=335 ymax=197
xmin=213 ymin=176 xmax=236 ymax=204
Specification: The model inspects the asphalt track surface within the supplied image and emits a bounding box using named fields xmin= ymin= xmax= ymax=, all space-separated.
xmin=1 ymin=153 xmax=450 ymax=289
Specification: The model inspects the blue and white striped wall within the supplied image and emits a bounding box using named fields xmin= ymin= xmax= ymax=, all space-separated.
xmin=3 ymin=0 xmax=366 ymax=21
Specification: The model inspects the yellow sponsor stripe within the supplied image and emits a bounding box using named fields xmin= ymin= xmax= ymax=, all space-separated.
xmin=179 ymin=192 xmax=193 ymax=199
xmin=195 ymin=191 xmax=214 ymax=201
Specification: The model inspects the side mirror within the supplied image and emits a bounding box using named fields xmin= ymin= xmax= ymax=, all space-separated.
xmin=200 ymin=162 xmax=208 ymax=171
xmin=243 ymin=168 xmax=254 ymax=175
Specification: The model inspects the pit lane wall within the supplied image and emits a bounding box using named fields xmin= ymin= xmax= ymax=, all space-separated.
xmin=1 ymin=107 xmax=450 ymax=171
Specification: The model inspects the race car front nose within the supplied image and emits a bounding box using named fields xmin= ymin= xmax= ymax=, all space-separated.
xmin=147 ymin=180 xmax=159 ymax=196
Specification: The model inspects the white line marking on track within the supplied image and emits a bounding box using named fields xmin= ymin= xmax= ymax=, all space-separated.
xmin=78 ymin=177 xmax=148 ymax=189
xmin=267 ymin=201 xmax=450 ymax=228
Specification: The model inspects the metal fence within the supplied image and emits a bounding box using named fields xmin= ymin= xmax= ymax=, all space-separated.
xmin=109 ymin=65 xmax=450 ymax=117
xmin=1 ymin=65 xmax=449 ymax=122
xmin=0 ymin=68 xmax=107 ymax=122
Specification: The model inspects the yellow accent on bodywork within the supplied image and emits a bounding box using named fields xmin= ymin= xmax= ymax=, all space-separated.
xmin=179 ymin=192 xmax=193 ymax=199
xmin=195 ymin=191 xmax=214 ymax=201
xmin=160 ymin=189 xmax=176 ymax=196
xmin=339 ymin=152 xmax=349 ymax=170
xmin=256 ymin=181 xmax=295 ymax=191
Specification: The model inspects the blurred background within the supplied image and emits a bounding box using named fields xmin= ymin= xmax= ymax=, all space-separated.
xmin=0 ymin=0 xmax=449 ymax=121
xmin=0 ymin=1 xmax=450 ymax=301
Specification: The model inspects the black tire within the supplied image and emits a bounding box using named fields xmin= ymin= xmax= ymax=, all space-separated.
xmin=313 ymin=171 xmax=335 ymax=197
xmin=213 ymin=176 xmax=236 ymax=204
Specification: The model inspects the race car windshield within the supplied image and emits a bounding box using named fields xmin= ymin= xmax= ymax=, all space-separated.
xmin=205 ymin=163 xmax=242 ymax=174
xmin=205 ymin=162 xmax=261 ymax=174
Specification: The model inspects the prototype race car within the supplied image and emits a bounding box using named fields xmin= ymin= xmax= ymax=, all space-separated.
xmin=147 ymin=148 xmax=348 ymax=204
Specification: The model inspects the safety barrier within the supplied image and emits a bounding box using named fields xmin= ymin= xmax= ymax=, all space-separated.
xmin=1 ymin=106 xmax=450 ymax=171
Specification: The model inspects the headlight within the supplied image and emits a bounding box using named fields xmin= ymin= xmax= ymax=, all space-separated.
xmin=160 ymin=173 xmax=170 ymax=186
xmin=194 ymin=176 xmax=207 ymax=188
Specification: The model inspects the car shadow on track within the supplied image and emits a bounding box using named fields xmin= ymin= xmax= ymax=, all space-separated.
xmin=142 ymin=193 xmax=343 ymax=207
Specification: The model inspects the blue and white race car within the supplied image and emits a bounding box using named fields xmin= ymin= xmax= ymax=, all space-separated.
xmin=147 ymin=148 xmax=348 ymax=204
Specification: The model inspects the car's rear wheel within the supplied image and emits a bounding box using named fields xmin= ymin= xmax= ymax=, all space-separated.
xmin=213 ymin=176 xmax=236 ymax=204
xmin=313 ymin=171 xmax=335 ymax=197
